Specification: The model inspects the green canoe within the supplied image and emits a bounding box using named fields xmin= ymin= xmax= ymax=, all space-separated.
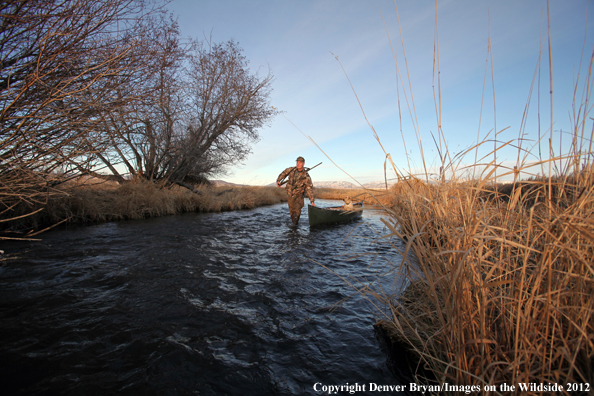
xmin=307 ymin=203 xmax=363 ymax=226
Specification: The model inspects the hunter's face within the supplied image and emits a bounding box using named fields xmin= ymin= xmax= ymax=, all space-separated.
xmin=296 ymin=161 xmax=304 ymax=170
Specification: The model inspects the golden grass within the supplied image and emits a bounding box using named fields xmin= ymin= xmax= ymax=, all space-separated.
xmin=314 ymin=187 xmax=394 ymax=206
xmin=374 ymin=168 xmax=594 ymax=390
xmin=320 ymin=3 xmax=594 ymax=391
xmin=2 ymin=181 xmax=288 ymax=238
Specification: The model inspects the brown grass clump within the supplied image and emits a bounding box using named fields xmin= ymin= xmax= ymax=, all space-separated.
xmin=375 ymin=167 xmax=594 ymax=390
xmin=315 ymin=187 xmax=394 ymax=206
xmin=314 ymin=4 xmax=594 ymax=391
xmin=1 ymin=182 xmax=288 ymax=238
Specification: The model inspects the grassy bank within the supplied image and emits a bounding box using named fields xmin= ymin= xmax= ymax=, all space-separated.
xmin=2 ymin=181 xmax=288 ymax=239
xmin=3 ymin=182 xmax=392 ymax=239
xmin=310 ymin=6 xmax=594 ymax=390
xmin=370 ymin=170 xmax=594 ymax=389
xmin=314 ymin=187 xmax=393 ymax=206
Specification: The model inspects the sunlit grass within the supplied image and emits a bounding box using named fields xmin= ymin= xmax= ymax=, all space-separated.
xmin=311 ymin=2 xmax=594 ymax=392
xmin=373 ymin=165 xmax=594 ymax=389
xmin=1 ymin=181 xmax=288 ymax=238
xmin=314 ymin=187 xmax=393 ymax=206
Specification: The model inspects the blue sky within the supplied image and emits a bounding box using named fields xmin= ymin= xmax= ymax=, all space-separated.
xmin=168 ymin=0 xmax=594 ymax=185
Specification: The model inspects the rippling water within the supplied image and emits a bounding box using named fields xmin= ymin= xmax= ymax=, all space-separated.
xmin=0 ymin=200 xmax=411 ymax=395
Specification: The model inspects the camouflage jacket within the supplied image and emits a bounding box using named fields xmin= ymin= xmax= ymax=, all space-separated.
xmin=277 ymin=167 xmax=314 ymax=202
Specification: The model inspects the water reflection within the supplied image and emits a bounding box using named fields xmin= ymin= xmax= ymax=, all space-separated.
xmin=283 ymin=227 xmax=307 ymax=251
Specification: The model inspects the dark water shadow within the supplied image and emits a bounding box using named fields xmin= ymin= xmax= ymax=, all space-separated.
xmin=0 ymin=200 xmax=415 ymax=395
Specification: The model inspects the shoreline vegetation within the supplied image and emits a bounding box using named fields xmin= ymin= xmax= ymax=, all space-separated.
xmin=2 ymin=183 xmax=393 ymax=240
xmin=370 ymin=171 xmax=594 ymax=390
xmin=1 ymin=180 xmax=290 ymax=240
xmin=317 ymin=171 xmax=594 ymax=390
xmin=314 ymin=2 xmax=594 ymax=391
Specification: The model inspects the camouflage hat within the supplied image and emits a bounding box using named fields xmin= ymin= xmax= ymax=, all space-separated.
xmin=296 ymin=156 xmax=305 ymax=162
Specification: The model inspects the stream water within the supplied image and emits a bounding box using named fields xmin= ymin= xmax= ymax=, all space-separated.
xmin=0 ymin=200 xmax=412 ymax=395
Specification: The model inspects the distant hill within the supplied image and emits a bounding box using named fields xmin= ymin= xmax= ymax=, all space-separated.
xmin=314 ymin=181 xmax=357 ymax=189
xmin=315 ymin=181 xmax=395 ymax=189
xmin=219 ymin=179 xmax=394 ymax=189
xmin=361 ymin=181 xmax=395 ymax=189
xmin=210 ymin=180 xmax=246 ymax=187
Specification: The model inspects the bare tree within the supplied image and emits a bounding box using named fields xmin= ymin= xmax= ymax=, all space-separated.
xmin=93 ymin=37 xmax=277 ymax=190
xmin=0 ymin=0 xmax=277 ymax=238
xmin=0 ymin=0 xmax=154 ymax=237
xmin=180 ymin=40 xmax=276 ymax=182
xmin=85 ymin=11 xmax=188 ymax=185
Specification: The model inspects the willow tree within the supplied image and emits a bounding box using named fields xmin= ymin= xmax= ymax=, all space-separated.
xmin=83 ymin=12 xmax=188 ymax=185
xmin=0 ymin=0 xmax=276 ymax=238
xmin=0 ymin=0 xmax=154 ymax=237
xmin=92 ymin=37 xmax=277 ymax=190
xmin=182 ymin=40 xmax=276 ymax=183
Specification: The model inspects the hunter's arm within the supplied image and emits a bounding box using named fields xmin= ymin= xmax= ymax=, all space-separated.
xmin=277 ymin=167 xmax=294 ymax=184
xmin=305 ymin=173 xmax=314 ymax=202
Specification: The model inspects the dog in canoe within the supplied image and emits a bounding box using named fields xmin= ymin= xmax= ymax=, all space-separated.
xmin=342 ymin=196 xmax=354 ymax=211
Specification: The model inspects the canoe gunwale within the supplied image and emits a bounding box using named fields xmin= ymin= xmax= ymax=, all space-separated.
xmin=307 ymin=203 xmax=363 ymax=226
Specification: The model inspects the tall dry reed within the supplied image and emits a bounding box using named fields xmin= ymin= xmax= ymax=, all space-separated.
xmin=375 ymin=166 xmax=594 ymax=391
xmin=323 ymin=2 xmax=594 ymax=392
xmin=314 ymin=187 xmax=393 ymax=206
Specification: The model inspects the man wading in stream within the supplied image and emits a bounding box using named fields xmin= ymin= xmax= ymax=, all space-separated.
xmin=276 ymin=156 xmax=315 ymax=226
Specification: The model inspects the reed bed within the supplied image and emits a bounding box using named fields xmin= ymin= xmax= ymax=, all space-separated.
xmin=373 ymin=165 xmax=594 ymax=391
xmin=314 ymin=187 xmax=393 ymax=206
xmin=1 ymin=181 xmax=287 ymax=238
xmin=314 ymin=4 xmax=594 ymax=391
